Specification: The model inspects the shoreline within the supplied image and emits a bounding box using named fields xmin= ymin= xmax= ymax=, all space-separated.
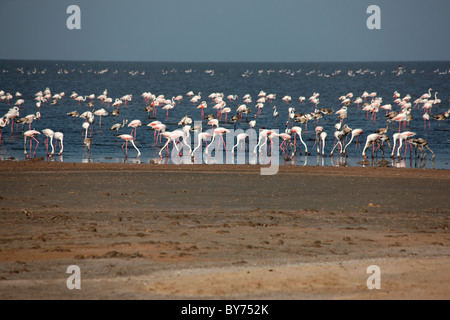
xmin=0 ymin=160 xmax=449 ymax=299
xmin=1 ymin=159 xmax=449 ymax=175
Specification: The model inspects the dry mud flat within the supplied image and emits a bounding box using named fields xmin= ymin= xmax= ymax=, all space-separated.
xmin=0 ymin=161 xmax=449 ymax=299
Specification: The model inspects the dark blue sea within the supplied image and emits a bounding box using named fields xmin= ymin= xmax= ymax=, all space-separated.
xmin=0 ymin=60 xmax=449 ymax=169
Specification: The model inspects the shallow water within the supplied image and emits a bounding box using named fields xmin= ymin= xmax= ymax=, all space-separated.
xmin=0 ymin=60 xmax=449 ymax=169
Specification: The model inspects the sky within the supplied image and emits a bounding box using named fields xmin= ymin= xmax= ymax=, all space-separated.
xmin=0 ymin=0 xmax=449 ymax=62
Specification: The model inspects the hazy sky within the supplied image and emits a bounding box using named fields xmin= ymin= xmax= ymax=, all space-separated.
xmin=0 ymin=0 xmax=449 ymax=62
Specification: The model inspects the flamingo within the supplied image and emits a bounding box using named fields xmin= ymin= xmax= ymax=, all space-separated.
xmin=0 ymin=117 xmax=9 ymax=145
xmin=152 ymin=123 xmax=167 ymax=144
xmin=104 ymin=97 xmax=113 ymax=107
xmin=24 ymin=130 xmax=40 ymax=158
xmin=410 ymin=138 xmax=435 ymax=160
xmin=249 ymin=118 xmax=256 ymax=129
xmin=94 ymin=108 xmax=108 ymax=128
xmin=178 ymin=115 xmax=193 ymax=126
xmin=342 ymin=128 xmax=364 ymax=155
xmin=390 ymin=133 xmax=402 ymax=158
xmin=397 ymin=131 xmax=416 ymax=159
xmin=197 ymin=101 xmax=207 ymax=119
xmin=330 ymin=130 xmax=345 ymax=156
xmin=273 ymin=106 xmax=279 ymax=125
xmin=54 ymin=132 xmax=64 ymax=155
xmin=420 ymin=88 xmax=432 ymax=100
xmin=15 ymin=99 xmax=25 ymax=109
xmin=423 ymin=112 xmax=430 ymax=130
xmin=254 ymin=129 xmax=272 ymax=156
xmin=354 ymin=97 xmax=363 ymax=109
xmin=162 ymin=104 xmax=174 ymax=118
xmin=277 ymin=133 xmax=292 ymax=157
xmin=311 ymin=126 xmax=324 ymax=152
xmin=159 ymin=131 xmax=184 ymax=158
xmin=191 ymin=132 xmax=212 ymax=159
xmin=390 ymin=112 xmax=409 ymax=132
xmin=75 ymin=96 xmax=86 ymax=105
xmin=282 ymin=96 xmax=291 ymax=104
xmin=290 ymin=126 xmax=308 ymax=155
xmin=112 ymin=98 xmax=123 ymax=109
xmin=128 ymin=119 xmax=142 ymax=139
xmin=82 ymin=122 xmax=90 ymax=140
xmin=110 ymin=118 xmax=128 ymax=135
xmin=317 ymin=131 xmax=327 ymax=156
xmin=121 ymin=94 xmax=132 ymax=106
xmin=147 ymin=120 xmax=164 ymax=142
xmin=231 ymin=133 xmax=249 ymax=155
xmin=118 ymin=134 xmax=140 ymax=158
xmin=221 ymin=107 xmax=231 ymax=123
xmin=335 ymin=106 xmax=348 ymax=123
xmin=362 ymin=133 xmax=382 ymax=159
xmin=207 ymin=119 xmax=219 ymax=134
xmin=206 ymin=127 xmax=230 ymax=158
xmin=42 ymin=128 xmax=55 ymax=156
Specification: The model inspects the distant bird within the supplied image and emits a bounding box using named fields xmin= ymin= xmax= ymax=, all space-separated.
xmin=273 ymin=106 xmax=279 ymax=125
xmin=67 ymin=110 xmax=79 ymax=118
xmin=110 ymin=118 xmax=128 ymax=135
xmin=94 ymin=108 xmax=108 ymax=128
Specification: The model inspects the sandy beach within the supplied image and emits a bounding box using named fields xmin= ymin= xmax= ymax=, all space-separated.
xmin=0 ymin=160 xmax=449 ymax=300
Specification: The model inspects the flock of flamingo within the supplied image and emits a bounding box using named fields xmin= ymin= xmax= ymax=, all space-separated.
xmin=0 ymin=85 xmax=448 ymax=165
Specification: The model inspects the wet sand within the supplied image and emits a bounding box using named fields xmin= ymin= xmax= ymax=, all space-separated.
xmin=0 ymin=160 xmax=449 ymax=299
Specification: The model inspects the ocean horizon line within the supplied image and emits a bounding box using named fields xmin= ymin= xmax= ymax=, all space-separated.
xmin=1 ymin=58 xmax=449 ymax=64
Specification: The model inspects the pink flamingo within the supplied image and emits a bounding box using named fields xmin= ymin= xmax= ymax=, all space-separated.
xmin=128 ymin=119 xmax=142 ymax=139
xmin=197 ymin=101 xmax=207 ymax=119
xmin=362 ymin=133 xmax=382 ymax=159
xmin=277 ymin=132 xmax=292 ymax=157
xmin=42 ymin=129 xmax=55 ymax=156
xmin=397 ymin=131 xmax=416 ymax=159
xmin=191 ymin=132 xmax=212 ymax=160
xmin=343 ymin=128 xmax=364 ymax=155
xmin=231 ymin=133 xmax=249 ymax=155
xmin=54 ymin=132 xmax=64 ymax=155
xmin=24 ymin=130 xmax=41 ymax=158
xmin=290 ymin=126 xmax=308 ymax=155
xmin=206 ymin=127 xmax=230 ymax=159
xmin=94 ymin=108 xmax=108 ymax=128
xmin=0 ymin=117 xmax=10 ymax=145
xmin=118 ymin=134 xmax=141 ymax=158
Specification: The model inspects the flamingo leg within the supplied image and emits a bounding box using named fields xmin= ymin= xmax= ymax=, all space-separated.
xmin=32 ymin=137 xmax=39 ymax=157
